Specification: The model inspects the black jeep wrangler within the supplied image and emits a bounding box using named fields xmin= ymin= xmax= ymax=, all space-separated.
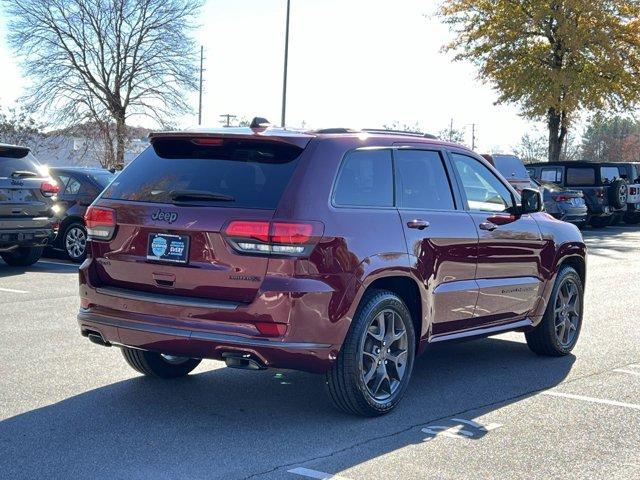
xmin=527 ymin=161 xmax=628 ymax=227
xmin=0 ymin=144 xmax=59 ymax=266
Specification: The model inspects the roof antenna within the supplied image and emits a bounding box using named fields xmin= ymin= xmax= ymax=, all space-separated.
xmin=250 ymin=117 xmax=271 ymax=129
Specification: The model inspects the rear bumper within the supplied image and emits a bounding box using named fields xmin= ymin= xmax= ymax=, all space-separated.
xmin=78 ymin=310 xmax=334 ymax=373
xmin=77 ymin=258 xmax=350 ymax=373
xmin=0 ymin=226 xmax=57 ymax=250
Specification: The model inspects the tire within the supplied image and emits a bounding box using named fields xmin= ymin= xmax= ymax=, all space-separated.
xmin=63 ymin=223 xmax=88 ymax=263
xmin=525 ymin=266 xmax=583 ymax=356
xmin=608 ymin=179 xmax=628 ymax=210
xmin=0 ymin=246 xmax=44 ymax=267
xmin=121 ymin=347 xmax=201 ymax=378
xmin=326 ymin=290 xmax=416 ymax=416
xmin=589 ymin=216 xmax=610 ymax=228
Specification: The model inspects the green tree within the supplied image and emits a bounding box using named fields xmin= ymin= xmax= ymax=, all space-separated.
xmin=440 ymin=1 xmax=640 ymax=162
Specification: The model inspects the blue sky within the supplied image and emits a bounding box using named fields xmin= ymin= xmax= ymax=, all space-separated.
xmin=0 ymin=0 xmax=545 ymax=152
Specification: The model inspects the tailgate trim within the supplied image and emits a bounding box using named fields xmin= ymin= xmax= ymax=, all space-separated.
xmin=96 ymin=286 xmax=241 ymax=310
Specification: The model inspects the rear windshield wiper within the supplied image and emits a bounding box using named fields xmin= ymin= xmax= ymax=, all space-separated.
xmin=170 ymin=190 xmax=235 ymax=203
xmin=11 ymin=170 xmax=38 ymax=178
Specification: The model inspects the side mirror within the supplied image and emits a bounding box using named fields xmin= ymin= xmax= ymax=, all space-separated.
xmin=519 ymin=188 xmax=543 ymax=214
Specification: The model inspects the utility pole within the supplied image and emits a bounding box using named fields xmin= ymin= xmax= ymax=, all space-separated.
xmin=198 ymin=45 xmax=204 ymax=125
xmin=281 ymin=0 xmax=291 ymax=127
xmin=449 ymin=118 xmax=454 ymax=141
xmin=219 ymin=114 xmax=236 ymax=127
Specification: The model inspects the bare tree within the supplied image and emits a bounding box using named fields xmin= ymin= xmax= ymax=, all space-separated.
xmin=5 ymin=0 xmax=203 ymax=168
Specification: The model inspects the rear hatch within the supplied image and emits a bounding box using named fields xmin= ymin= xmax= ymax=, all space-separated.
xmin=90 ymin=132 xmax=312 ymax=304
xmin=0 ymin=146 xmax=57 ymax=226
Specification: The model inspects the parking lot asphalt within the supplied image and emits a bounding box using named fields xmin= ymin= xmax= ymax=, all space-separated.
xmin=0 ymin=225 xmax=639 ymax=480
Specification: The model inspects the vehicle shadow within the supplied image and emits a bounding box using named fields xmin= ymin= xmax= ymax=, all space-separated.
xmin=0 ymin=337 xmax=574 ymax=479
xmin=0 ymin=261 xmax=77 ymax=278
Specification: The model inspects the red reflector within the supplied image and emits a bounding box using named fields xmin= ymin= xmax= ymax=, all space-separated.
xmin=40 ymin=180 xmax=60 ymax=195
xmin=554 ymin=195 xmax=569 ymax=202
xmin=85 ymin=206 xmax=115 ymax=227
xmin=225 ymin=221 xmax=270 ymax=242
xmin=271 ymin=222 xmax=313 ymax=244
xmin=192 ymin=137 xmax=224 ymax=146
xmin=255 ymin=322 xmax=287 ymax=337
xmin=80 ymin=298 xmax=91 ymax=309
xmin=596 ymin=189 xmax=605 ymax=198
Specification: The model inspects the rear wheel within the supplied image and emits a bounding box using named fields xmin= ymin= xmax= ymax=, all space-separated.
xmin=121 ymin=347 xmax=201 ymax=378
xmin=326 ymin=290 xmax=415 ymax=416
xmin=0 ymin=246 xmax=44 ymax=267
xmin=525 ymin=266 xmax=583 ymax=356
xmin=63 ymin=223 xmax=87 ymax=263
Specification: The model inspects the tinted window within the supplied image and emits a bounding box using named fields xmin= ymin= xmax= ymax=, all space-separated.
xmin=566 ymin=167 xmax=595 ymax=186
xmin=0 ymin=153 xmax=43 ymax=178
xmin=541 ymin=168 xmax=563 ymax=183
xmin=334 ymin=149 xmax=393 ymax=207
xmin=56 ymin=175 xmax=71 ymax=191
xmin=395 ymin=150 xmax=454 ymax=210
xmin=451 ymin=153 xmax=513 ymax=213
xmin=65 ymin=177 xmax=82 ymax=195
xmin=492 ymin=155 xmax=528 ymax=179
xmin=600 ymin=166 xmax=622 ymax=184
xmin=103 ymin=140 xmax=303 ymax=209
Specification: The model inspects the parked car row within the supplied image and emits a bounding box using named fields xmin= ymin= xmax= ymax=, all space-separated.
xmin=0 ymin=143 xmax=114 ymax=266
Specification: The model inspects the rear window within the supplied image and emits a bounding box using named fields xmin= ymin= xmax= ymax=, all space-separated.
xmin=0 ymin=152 xmax=43 ymax=178
xmin=566 ymin=167 xmax=595 ymax=186
xmin=102 ymin=139 xmax=303 ymax=209
xmin=541 ymin=168 xmax=563 ymax=183
xmin=333 ymin=149 xmax=393 ymax=207
xmin=492 ymin=155 xmax=528 ymax=179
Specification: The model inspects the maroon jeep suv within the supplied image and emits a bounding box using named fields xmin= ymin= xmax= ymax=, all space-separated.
xmin=78 ymin=126 xmax=587 ymax=416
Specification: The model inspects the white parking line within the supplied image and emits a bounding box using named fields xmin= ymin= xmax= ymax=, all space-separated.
xmin=288 ymin=467 xmax=352 ymax=480
xmin=542 ymin=391 xmax=640 ymax=411
xmin=38 ymin=260 xmax=77 ymax=267
xmin=0 ymin=287 xmax=28 ymax=294
xmin=614 ymin=369 xmax=640 ymax=377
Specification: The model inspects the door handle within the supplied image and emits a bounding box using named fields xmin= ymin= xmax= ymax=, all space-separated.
xmin=479 ymin=221 xmax=498 ymax=231
xmin=407 ymin=219 xmax=430 ymax=230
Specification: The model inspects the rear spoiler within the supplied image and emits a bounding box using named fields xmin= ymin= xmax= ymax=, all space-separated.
xmin=148 ymin=128 xmax=314 ymax=149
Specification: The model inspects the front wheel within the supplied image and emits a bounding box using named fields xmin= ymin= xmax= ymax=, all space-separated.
xmin=122 ymin=347 xmax=201 ymax=378
xmin=326 ymin=290 xmax=416 ymax=416
xmin=525 ymin=266 xmax=583 ymax=356
xmin=0 ymin=246 xmax=44 ymax=267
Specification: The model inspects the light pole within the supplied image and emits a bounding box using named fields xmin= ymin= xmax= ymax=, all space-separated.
xmin=281 ymin=0 xmax=291 ymax=128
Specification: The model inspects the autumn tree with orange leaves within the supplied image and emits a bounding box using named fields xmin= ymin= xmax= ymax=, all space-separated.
xmin=440 ymin=1 xmax=640 ymax=162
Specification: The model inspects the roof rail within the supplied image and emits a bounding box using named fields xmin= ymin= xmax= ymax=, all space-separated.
xmin=362 ymin=128 xmax=439 ymax=139
xmin=312 ymin=128 xmax=439 ymax=139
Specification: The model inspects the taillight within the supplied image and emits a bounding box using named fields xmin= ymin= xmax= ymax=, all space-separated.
xmin=224 ymin=220 xmax=322 ymax=256
xmin=85 ymin=206 xmax=116 ymax=241
xmin=630 ymin=187 xmax=638 ymax=196
xmin=596 ymin=189 xmax=605 ymax=199
xmin=40 ymin=180 xmax=60 ymax=197
xmin=554 ymin=195 xmax=570 ymax=202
